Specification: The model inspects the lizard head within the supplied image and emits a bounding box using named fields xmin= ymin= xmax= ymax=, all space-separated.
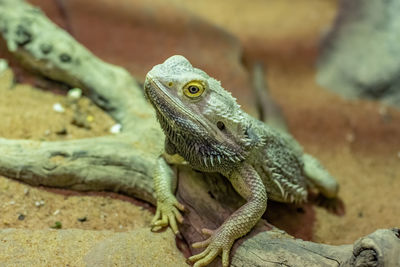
xmin=144 ymin=55 xmax=256 ymax=172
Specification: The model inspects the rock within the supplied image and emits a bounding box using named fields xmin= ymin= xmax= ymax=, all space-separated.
xmin=317 ymin=0 xmax=400 ymax=108
xmin=0 ymin=228 xmax=188 ymax=266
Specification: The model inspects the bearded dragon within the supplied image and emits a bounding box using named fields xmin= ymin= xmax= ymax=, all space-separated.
xmin=144 ymin=55 xmax=339 ymax=267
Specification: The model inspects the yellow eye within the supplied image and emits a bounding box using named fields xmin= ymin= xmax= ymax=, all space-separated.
xmin=183 ymin=81 xmax=205 ymax=98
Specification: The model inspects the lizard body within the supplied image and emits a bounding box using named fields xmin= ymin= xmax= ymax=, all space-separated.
xmin=144 ymin=55 xmax=339 ymax=267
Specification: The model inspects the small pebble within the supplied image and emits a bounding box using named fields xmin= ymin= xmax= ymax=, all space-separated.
xmin=55 ymin=128 xmax=68 ymax=135
xmin=51 ymin=221 xmax=62 ymax=229
xmin=0 ymin=59 xmax=8 ymax=75
xmin=110 ymin=124 xmax=122 ymax=134
xmin=35 ymin=200 xmax=45 ymax=207
xmin=77 ymin=216 xmax=87 ymax=222
xmin=18 ymin=214 xmax=25 ymax=221
xmin=119 ymin=225 xmax=123 ymax=229
xmin=53 ymin=103 xmax=65 ymax=113
xmin=86 ymin=115 xmax=94 ymax=122
xmin=53 ymin=209 xmax=60 ymax=215
xmin=9 ymin=200 xmax=15 ymax=205
xmin=67 ymin=88 xmax=82 ymax=99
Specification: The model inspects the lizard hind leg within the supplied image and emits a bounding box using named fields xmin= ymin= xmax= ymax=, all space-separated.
xmin=303 ymin=154 xmax=339 ymax=199
xmin=303 ymin=154 xmax=344 ymax=214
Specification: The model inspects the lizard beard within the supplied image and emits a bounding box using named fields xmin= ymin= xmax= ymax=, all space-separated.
xmin=156 ymin=111 xmax=246 ymax=172
xmin=146 ymin=83 xmax=247 ymax=171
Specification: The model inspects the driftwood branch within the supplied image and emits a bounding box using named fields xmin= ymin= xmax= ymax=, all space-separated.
xmin=0 ymin=0 xmax=164 ymax=204
xmin=176 ymin=167 xmax=400 ymax=266
xmin=0 ymin=0 xmax=399 ymax=266
xmin=0 ymin=136 xmax=156 ymax=203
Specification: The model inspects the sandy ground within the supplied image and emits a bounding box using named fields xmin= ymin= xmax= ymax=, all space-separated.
xmin=0 ymin=0 xmax=398 ymax=251
xmin=0 ymin=69 xmax=153 ymax=232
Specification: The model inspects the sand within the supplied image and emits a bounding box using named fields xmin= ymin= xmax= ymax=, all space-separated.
xmin=0 ymin=69 xmax=153 ymax=233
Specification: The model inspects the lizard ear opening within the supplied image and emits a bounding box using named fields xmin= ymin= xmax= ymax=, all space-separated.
xmin=217 ymin=121 xmax=225 ymax=130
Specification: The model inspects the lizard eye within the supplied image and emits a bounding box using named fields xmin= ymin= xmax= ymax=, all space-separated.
xmin=183 ymin=81 xmax=205 ymax=98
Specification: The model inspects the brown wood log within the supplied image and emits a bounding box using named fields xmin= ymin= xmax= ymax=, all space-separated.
xmin=0 ymin=0 xmax=399 ymax=266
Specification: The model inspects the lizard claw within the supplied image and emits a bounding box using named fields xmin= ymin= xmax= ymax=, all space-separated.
xmin=189 ymin=228 xmax=233 ymax=267
xmin=151 ymin=196 xmax=184 ymax=234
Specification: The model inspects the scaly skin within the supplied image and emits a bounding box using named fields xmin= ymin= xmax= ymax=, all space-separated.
xmin=144 ymin=55 xmax=339 ymax=267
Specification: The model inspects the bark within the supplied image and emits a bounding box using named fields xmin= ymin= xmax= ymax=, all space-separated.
xmin=0 ymin=0 xmax=399 ymax=266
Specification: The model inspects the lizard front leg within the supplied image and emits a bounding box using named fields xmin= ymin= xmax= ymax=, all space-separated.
xmin=189 ymin=163 xmax=267 ymax=267
xmin=151 ymin=156 xmax=184 ymax=234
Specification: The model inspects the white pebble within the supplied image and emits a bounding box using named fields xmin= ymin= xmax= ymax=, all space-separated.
xmin=0 ymin=59 xmax=8 ymax=75
xmin=53 ymin=103 xmax=65 ymax=113
xmin=9 ymin=200 xmax=15 ymax=205
xmin=53 ymin=209 xmax=60 ymax=215
xmin=119 ymin=225 xmax=123 ymax=229
xmin=68 ymin=88 xmax=82 ymax=99
xmin=110 ymin=124 xmax=122 ymax=134
xmin=35 ymin=200 xmax=45 ymax=207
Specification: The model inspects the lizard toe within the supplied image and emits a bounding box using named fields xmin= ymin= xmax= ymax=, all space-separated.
xmin=192 ymin=237 xmax=212 ymax=248
xmin=201 ymin=228 xmax=215 ymax=236
xmin=151 ymin=199 xmax=184 ymax=234
xmin=189 ymin=228 xmax=233 ymax=267
xmin=191 ymin=247 xmax=220 ymax=267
